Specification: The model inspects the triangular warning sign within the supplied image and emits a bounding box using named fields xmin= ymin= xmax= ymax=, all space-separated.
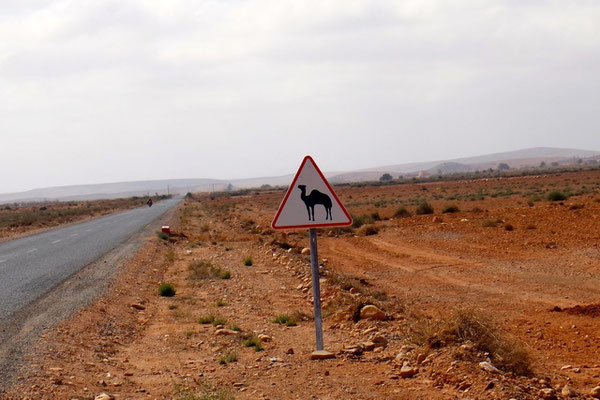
xmin=272 ymin=156 xmax=352 ymax=229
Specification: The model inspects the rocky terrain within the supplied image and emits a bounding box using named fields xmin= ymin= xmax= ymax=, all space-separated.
xmin=3 ymin=170 xmax=600 ymax=399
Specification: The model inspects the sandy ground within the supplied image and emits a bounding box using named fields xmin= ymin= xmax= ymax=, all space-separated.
xmin=3 ymin=170 xmax=600 ymax=399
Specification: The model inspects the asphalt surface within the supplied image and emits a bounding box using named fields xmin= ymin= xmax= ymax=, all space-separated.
xmin=0 ymin=197 xmax=181 ymax=320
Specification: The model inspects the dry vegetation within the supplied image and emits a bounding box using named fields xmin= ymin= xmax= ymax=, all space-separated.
xmin=4 ymin=170 xmax=600 ymax=399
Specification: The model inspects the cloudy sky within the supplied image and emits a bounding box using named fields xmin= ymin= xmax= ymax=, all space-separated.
xmin=1 ymin=1 xmax=599 ymax=193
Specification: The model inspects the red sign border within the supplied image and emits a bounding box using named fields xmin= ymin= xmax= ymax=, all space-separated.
xmin=271 ymin=155 xmax=353 ymax=230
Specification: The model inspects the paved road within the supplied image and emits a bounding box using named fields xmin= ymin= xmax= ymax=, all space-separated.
xmin=0 ymin=197 xmax=181 ymax=320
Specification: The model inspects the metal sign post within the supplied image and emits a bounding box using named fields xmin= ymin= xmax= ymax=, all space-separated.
xmin=308 ymin=228 xmax=324 ymax=350
xmin=271 ymin=155 xmax=352 ymax=359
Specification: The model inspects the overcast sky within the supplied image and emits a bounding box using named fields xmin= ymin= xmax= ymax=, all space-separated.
xmin=1 ymin=1 xmax=599 ymax=193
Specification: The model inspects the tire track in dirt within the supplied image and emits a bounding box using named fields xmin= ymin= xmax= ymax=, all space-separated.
xmin=322 ymin=235 xmax=592 ymax=310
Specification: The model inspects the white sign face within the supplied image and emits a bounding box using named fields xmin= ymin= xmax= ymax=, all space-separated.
xmin=272 ymin=156 xmax=352 ymax=229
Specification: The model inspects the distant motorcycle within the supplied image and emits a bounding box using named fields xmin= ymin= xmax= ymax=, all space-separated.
xmin=147 ymin=198 xmax=153 ymax=207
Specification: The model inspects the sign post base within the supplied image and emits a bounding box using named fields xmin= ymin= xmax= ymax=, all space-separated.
xmin=310 ymin=350 xmax=335 ymax=360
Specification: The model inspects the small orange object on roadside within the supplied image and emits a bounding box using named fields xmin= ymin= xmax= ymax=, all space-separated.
xmin=161 ymin=226 xmax=171 ymax=234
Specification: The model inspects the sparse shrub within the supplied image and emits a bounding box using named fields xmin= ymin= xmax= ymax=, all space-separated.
xmin=442 ymin=205 xmax=460 ymax=214
xmin=243 ymin=256 xmax=253 ymax=266
xmin=168 ymin=304 xmax=178 ymax=310
xmin=359 ymin=224 xmax=379 ymax=236
xmin=370 ymin=212 xmax=381 ymax=221
xmin=219 ymin=352 xmax=238 ymax=365
xmin=229 ymin=325 xmax=241 ymax=332
xmin=243 ymin=335 xmax=264 ymax=351
xmin=273 ymin=314 xmax=297 ymax=327
xmin=394 ymin=206 xmax=411 ymax=218
xmin=481 ymin=219 xmax=502 ymax=228
xmin=188 ymin=260 xmax=223 ymax=280
xmin=165 ymin=250 xmax=175 ymax=262
xmin=415 ymin=201 xmax=434 ymax=215
xmin=216 ymin=300 xmax=227 ymax=307
xmin=199 ymin=314 xmax=216 ymax=324
xmin=504 ymin=223 xmax=514 ymax=231
xmin=408 ymin=309 xmax=532 ymax=376
xmin=158 ymin=283 xmax=176 ymax=297
xmin=157 ymin=231 xmax=169 ymax=241
xmin=200 ymin=223 xmax=210 ymax=232
xmin=526 ymin=200 xmax=534 ymax=207
xmin=526 ymin=224 xmax=536 ymax=230
xmin=547 ymin=191 xmax=567 ymax=201
xmin=351 ymin=214 xmax=375 ymax=228
xmin=219 ymin=270 xmax=231 ymax=279
xmin=212 ymin=317 xmax=227 ymax=326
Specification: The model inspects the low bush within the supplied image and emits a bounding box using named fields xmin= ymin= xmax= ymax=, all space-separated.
xmin=359 ymin=224 xmax=379 ymax=236
xmin=199 ymin=315 xmax=215 ymax=324
xmin=351 ymin=214 xmax=375 ymax=228
xmin=442 ymin=205 xmax=460 ymax=213
xmin=273 ymin=314 xmax=297 ymax=327
xmin=394 ymin=206 xmax=411 ymax=218
xmin=504 ymin=223 xmax=514 ymax=231
xmin=219 ymin=352 xmax=238 ymax=365
xmin=188 ymin=260 xmax=223 ymax=280
xmin=158 ymin=283 xmax=176 ymax=297
xmin=415 ymin=201 xmax=434 ymax=215
xmin=243 ymin=256 xmax=253 ymax=266
xmin=481 ymin=219 xmax=502 ymax=228
xmin=408 ymin=309 xmax=532 ymax=376
xmin=219 ymin=270 xmax=231 ymax=279
xmin=243 ymin=335 xmax=264 ymax=352
xmin=547 ymin=191 xmax=567 ymax=201
xmin=157 ymin=232 xmax=169 ymax=241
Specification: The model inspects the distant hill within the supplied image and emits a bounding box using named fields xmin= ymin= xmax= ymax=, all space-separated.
xmin=1 ymin=147 xmax=598 ymax=203
xmin=328 ymin=147 xmax=599 ymax=182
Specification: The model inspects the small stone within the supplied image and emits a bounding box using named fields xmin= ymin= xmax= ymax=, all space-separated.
xmin=362 ymin=327 xmax=378 ymax=335
xmin=286 ymin=348 xmax=294 ymax=355
xmin=399 ymin=364 xmax=417 ymax=378
xmin=485 ymin=381 xmax=495 ymax=390
xmin=124 ymin=371 xmax=134 ymax=377
xmin=561 ymin=385 xmax=577 ymax=397
xmin=131 ymin=303 xmax=146 ymax=310
xmin=432 ymin=216 xmax=443 ymax=223
xmin=479 ymin=361 xmax=501 ymax=374
xmin=94 ymin=394 xmax=111 ymax=400
xmin=591 ymin=386 xmax=600 ymax=399
xmin=301 ymin=248 xmax=310 ymax=255
xmin=539 ymin=388 xmax=556 ymax=400
xmin=560 ymin=365 xmax=572 ymax=370
xmin=343 ymin=346 xmax=363 ymax=356
xmin=310 ymin=350 xmax=335 ymax=360
xmin=257 ymin=334 xmax=272 ymax=342
xmin=416 ymin=353 xmax=426 ymax=364
xmin=359 ymin=305 xmax=386 ymax=321
xmin=215 ymin=329 xmax=238 ymax=336
xmin=361 ymin=342 xmax=376 ymax=351
xmin=372 ymin=335 xmax=388 ymax=348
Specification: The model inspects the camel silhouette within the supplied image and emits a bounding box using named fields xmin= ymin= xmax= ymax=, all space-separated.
xmin=298 ymin=185 xmax=332 ymax=221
